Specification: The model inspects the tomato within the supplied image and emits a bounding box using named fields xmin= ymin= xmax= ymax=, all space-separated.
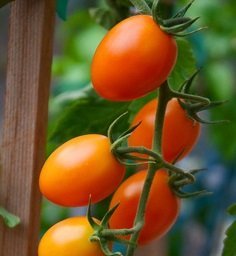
xmin=38 ymin=216 xmax=105 ymax=256
xmin=91 ymin=15 xmax=177 ymax=101
xmin=39 ymin=134 xmax=125 ymax=207
xmin=128 ymin=98 xmax=201 ymax=163
xmin=109 ymin=170 xmax=180 ymax=245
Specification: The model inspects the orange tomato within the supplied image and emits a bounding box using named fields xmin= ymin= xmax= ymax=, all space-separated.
xmin=91 ymin=15 xmax=177 ymax=101
xmin=109 ymin=170 xmax=180 ymax=244
xmin=129 ymin=98 xmax=201 ymax=163
xmin=38 ymin=217 xmax=105 ymax=256
xmin=39 ymin=134 xmax=125 ymax=207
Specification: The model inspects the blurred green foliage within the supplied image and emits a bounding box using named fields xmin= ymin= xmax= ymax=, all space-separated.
xmin=56 ymin=0 xmax=69 ymax=20
xmin=223 ymin=204 xmax=236 ymax=256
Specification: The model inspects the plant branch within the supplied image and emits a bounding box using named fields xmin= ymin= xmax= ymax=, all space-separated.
xmin=125 ymin=82 xmax=171 ymax=256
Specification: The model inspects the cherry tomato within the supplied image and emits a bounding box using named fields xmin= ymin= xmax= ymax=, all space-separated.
xmin=128 ymin=98 xmax=201 ymax=163
xmin=91 ymin=15 xmax=177 ymax=101
xmin=39 ymin=134 xmax=125 ymax=207
xmin=38 ymin=216 xmax=105 ymax=256
xmin=109 ymin=170 xmax=180 ymax=245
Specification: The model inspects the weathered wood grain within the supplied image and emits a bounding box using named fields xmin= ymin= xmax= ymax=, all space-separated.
xmin=0 ymin=0 xmax=55 ymax=255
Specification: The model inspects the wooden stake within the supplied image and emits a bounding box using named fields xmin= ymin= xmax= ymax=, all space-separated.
xmin=0 ymin=0 xmax=55 ymax=255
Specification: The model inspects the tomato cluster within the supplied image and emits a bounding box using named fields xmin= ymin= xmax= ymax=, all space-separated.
xmin=39 ymin=12 xmax=201 ymax=256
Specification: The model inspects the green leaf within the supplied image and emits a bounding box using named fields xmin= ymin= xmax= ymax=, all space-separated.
xmin=168 ymin=38 xmax=196 ymax=90
xmin=56 ymin=0 xmax=69 ymax=20
xmin=0 ymin=0 xmax=14 ymax=8
xmin=89 ymin=7 xmax=117 ymax=30
xmin=222 ymin=203 xmax=236 ymax=256
xmin=0 ymin=207 xmax=20 ymax=228
xmin=227 ymin=204 xmax=236 ymax=216
xmin=48 ymin=86 xmax=130 ymax=153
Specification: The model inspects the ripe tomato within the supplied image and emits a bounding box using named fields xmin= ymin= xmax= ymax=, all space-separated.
xmin=91 ymin=15 xmax=177 ymax=101
xmin=109 ymin=170 xmax=180 ymax=245
xmin=128 ymin=98 xmax=201 ymax=163
xmin=39 ymin=134 xmax=125 ymax=207
xmin=38 ymin=216 xmax=105 ymax=256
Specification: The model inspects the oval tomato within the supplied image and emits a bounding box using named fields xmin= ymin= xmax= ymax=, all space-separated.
xmin=39 ymin=134 xmax=125 ymax=207
xmin=38 ymin=216 xmax=105 ymax=256
xmin=128 ymin=98 xmax=201 ymax=163
xmin=109 ymin=170 xmax=180 ymax=245
xmin=91 ymin=15 xmax=177 ymax=101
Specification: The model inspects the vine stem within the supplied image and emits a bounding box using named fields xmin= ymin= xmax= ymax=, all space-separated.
xmin=125 ymin=81 xmax=171 ymax=256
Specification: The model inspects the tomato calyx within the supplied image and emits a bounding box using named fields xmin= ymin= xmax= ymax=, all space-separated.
xmin=87 ymin=197 xmax=140 ymax=256
xmin=174 ymin=70 xmax=229 ymax=124
xmin=168 ymin=168 xmax=212 ymax=198
xmin=108 ymin=115 xmax=208 ymax=199
xmin=108 ymin=113 xmax=158 ymax=167
xmin=130 ymin=0 xmax=205 ymax=36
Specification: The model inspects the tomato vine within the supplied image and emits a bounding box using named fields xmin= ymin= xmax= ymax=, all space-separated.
xmin=37 ymin=0 xmax=229 ymax=256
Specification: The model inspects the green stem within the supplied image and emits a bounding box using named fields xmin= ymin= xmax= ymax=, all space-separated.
xmin=125 ymin=82 xmax=171 ymax=256
xmin=116 ymin=146 xmax=162 ymax=162
xmin=153 ymin=81 xmax=171 ymax=152
xmin=125 ymin=165 xmax=157 ymax=255
xmin=101 ymin=222 xmax=143 ymax=237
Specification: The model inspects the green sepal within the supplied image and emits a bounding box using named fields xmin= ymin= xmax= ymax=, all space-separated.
xmin=189 ymin=168 xmax=208 ymax=175
xmin=161 ymin=17 xmax=200 ymax=34
xmin=171 ymin=149 xmax=186 ymax=164
xmin=171 ymin=70 xmax=228 ymax=124
xmin=151 ymin=0 xmax=162 ymax=24
xmin=170 ymin=27 xmax=207 ymax=37
xmin=117 ymin=121 xmax=142 ymax=141
xmin=0 ymin=207 xmax=20 ymax=228
xmin=162 ymin=17 xmax=192 ymax=27
xmin=119 ymin=153 xmax=156 ymax=163
xmin=173 ymin=0 xmax=195 ymax=18
xmin=190 ymin=112 xmax=229 ymax=125
xmin=150 ymin=0 xmax=204 ymax=37
xmin=129 ymin=0 xmax=151 ymax=15
xmin=108 ymin=112 xmax=128 ymax=144
xmin=179 ymin=69 xmax=201 ymax=95
xmin=87 ymin=197 xmax=100 ymax=230
xmin=168 ymin=170 xmax=212 ymax=199
xmin=173 ymin=188 xmax=212 ymax=199
xmin=101 ymin=203 xmax=120 ymax=228
xmin=197 ymin=100 xmax=229 ymax=111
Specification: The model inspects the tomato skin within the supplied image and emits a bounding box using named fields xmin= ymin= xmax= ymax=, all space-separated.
xmin=109 ymin=170 xmax=180 ymax=245
xmin=38 ymin=217 xmax=105 ymax=256
xmin=91 ymin=15 xmax=177 ymax=101
xmin=128 ymin=98 xmax=201 ymax=163
xmin=39 ymin=134 xmax=125 ymax=207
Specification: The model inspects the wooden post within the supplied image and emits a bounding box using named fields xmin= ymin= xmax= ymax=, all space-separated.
xmin=0 ymin=1 xmax=55 ymax=255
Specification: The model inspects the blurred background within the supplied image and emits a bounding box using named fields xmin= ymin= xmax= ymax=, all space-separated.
xmin=0 ymin=0 xmax=236 ymax=255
